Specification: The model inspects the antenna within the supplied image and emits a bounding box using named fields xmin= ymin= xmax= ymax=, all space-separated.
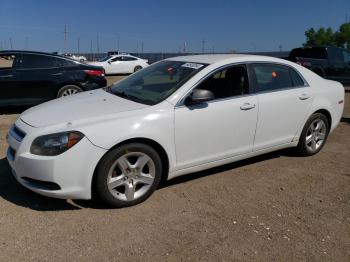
xmin=63 ymin=24 xmax=68 ymax=53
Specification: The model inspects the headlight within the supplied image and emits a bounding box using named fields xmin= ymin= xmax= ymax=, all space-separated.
xmin=30 ymin=131 xmax=84 ymax=156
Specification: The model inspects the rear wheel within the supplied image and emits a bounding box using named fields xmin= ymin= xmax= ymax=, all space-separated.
xmin=134 ymin=66 xmax=142 ymax=72
xmin=57 ymin=85 xmax=83 ymax=98
xmin=95 ymin=143 xmax=162 ymax=207
xmin=296 ymin=113 xmax=329 ymax=156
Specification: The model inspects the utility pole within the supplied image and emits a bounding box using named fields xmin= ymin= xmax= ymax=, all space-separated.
xmin=63 ymin=24 xmax=68 ymax=53
xmin=96 ymin=34 xmax=100 ymax=54
xmin=25 ymin=36 xmax=29 ymax=50
xmin=201 ymin=39 xmax=206 ymax=54
xmin=183 ymin=41 xmax=187 ymax=53
xmin=4 ymin=39 xmax=7 ymax=49
xmin=116 ymin=34 xmax=120 ymax=51
xmin=141 ymin=41 xmax=144 ymax=53
xmin=77 ymin=37 xmax=80 ymax=54
xmin=212 ymin=46 xmax=215 ymax=54
xmin=9 ymin=38 xmax=13 ymax=49
xmin=90 ymin=39 xmax=94 ymax=61
xmin=279 ymin=44 xmax=283 ymax=52
xmin=0 ymin=40 xmax=3 ymax=50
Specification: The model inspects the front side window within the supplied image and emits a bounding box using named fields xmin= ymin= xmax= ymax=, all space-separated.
xmin=0 ymin=54 xmax=16 ymax=69
xmin=99 ymin=55 xmax=112 ymax=62
xmin=194 ymin=65 xmax=249 ymax=100
xmin=110 ymin=56 xmax=122 ymax=62
xmin=253 ymin=64 xmax=294 ymax=92
xmin=109 ymin=60 xmax=207 ymax=105
xmin=20 ymin=54 xmax=56 ymax=69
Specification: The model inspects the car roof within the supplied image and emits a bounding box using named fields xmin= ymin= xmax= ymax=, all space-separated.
xmin=0 ymin=50 xmax=80 ymax=61
xmin=166 ymin=54 xmax=292 ymax=65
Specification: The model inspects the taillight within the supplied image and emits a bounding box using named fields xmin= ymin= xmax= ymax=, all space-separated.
xmin=85 ymin=70 xmax=104 ymax=76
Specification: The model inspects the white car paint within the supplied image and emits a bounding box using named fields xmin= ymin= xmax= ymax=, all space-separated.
xmin=7 ymin=54 xmax=344 ymax=200
xmin=88 ymin=54 xmax=149 ymax=74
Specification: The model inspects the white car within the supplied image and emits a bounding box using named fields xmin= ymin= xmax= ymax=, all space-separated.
xmin=89 ymin=54 xmax=149 ymax=75
xmin=6 ymin=55 xmax=344 ymax=207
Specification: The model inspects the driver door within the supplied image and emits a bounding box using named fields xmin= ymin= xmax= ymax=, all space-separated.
xmin=174 ymin=65 xmax=258 ymax=170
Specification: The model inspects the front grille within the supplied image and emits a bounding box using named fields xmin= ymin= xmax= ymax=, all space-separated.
xmin=9 ymin=125 xmax=26 ymax=142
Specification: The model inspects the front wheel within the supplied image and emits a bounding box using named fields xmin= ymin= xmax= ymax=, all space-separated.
xmin=296 ymin=113 xmax=329 ymax=156
xmin=95 ymin=143 xmax=162 ymax=207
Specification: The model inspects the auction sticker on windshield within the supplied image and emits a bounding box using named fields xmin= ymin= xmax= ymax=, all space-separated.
xmin=181 ymin=63 xmax=204 ymax=69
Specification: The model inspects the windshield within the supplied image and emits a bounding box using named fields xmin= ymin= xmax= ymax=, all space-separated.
xmin=108 ymin=60 xmax=207 ymax=105
xmin=99 ymin=55 xmax=113 ymax=62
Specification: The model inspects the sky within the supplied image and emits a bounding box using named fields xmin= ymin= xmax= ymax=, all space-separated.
xmin=0 ymin=0 xmax=349 ymax=53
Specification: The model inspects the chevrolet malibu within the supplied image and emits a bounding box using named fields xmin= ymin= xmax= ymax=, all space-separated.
xmin=6 ymin=55 xmax=344 ymax=207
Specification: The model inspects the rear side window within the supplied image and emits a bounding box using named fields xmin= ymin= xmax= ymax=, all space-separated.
xmin=289 ymin=68 xmax=306 ymax=87
xmin=253 ymin=64 xmax=294 ymax=92
xmin=122 ymin=56 xmax=137 ymax=61
xmin=55 ymin=57 xmax=77 ymax=67
xmin=20 ymin=54 xmax=56 ymax=69
xmin=0 ymin=54 xmax=16 ymax=69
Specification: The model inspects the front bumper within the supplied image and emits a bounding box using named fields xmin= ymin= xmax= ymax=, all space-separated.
xmin=6 ymin=119 xmax=107 ymax=200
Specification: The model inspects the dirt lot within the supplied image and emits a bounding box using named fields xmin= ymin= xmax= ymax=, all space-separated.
xmin=0 ymin=82 xmax=349 ymax=261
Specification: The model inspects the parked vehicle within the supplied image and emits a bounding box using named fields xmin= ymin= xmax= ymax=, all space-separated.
xmin=288 ymin=46 xmax=350 ymax=84
xmin=0 ymin=50 xmax=107 ymax=106
xmin=89 ymin=54 xmax=149 ymax=74
xmin=7 ymin=54 xmax=344 ymax=207
xmin=63 ymin=53 xmax=87 ymax=62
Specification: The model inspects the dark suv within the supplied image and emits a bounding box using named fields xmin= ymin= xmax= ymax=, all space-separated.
xmin=0 ymin=50 xmax=107 ymax=106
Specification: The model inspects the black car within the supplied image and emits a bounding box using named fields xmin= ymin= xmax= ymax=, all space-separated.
xmin=288 ymin=46 xmax=350 ymax=84
xmin=0 ymin=50 xmax=107 ymax=106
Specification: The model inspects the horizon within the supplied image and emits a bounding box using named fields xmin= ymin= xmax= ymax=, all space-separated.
xmin=1 ymin=0 xmax=349 ymax=53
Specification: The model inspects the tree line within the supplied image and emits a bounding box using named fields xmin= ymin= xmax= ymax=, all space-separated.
xmin=304 ymin=22 xmax=350 ymax=49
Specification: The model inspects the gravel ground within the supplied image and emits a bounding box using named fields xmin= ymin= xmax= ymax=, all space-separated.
xmin=0 ymin=82 xmax=349 ymax=261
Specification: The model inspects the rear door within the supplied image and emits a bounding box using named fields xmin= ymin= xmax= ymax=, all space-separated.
xmin=121 ymin=56 xmax=137 ymax=73
xmin=251 ymin=63 xmax=314 ymax=151
xmin=17 ymin=54 xmax=63 ymax=103
xmin=0 ymin=53 xmax=21 ymax=105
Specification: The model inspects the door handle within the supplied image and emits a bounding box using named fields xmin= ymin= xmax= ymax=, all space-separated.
xmin=240 ymin=103 xmax=256 ymax=110
xmin=0 ymin=75 xmax=13 ymax=78
xmin=50 ymin=72 xmax=63 ymax=76
xmin=299 ymin=94 xmax=310 ymax=100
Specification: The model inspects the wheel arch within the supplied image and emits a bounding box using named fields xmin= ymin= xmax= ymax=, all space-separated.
xmin=91 ymin=137 xmax=170 ymax=198
xmin=313 ymin=108 xmax=332 ymax=128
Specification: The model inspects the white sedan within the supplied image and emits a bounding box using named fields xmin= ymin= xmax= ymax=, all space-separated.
xmin=89 ymin=54 xmax=149 ymax=75
xmin=6 ymin=55 xmax=344 ymax=207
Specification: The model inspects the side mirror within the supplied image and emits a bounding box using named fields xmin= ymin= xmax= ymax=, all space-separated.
xmin=185 ymin=89 xmax=214 ymax=106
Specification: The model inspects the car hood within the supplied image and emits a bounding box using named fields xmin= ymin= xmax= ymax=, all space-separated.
xmin=20 ymin=89 xmax=148 ymax=128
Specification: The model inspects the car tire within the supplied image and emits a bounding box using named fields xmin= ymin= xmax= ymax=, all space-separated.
xmin=296 ymin=113 xmax=329 ymax=156
xmin=134 ymin=66 xmax=142 ymax=72
xmin=57 ymin=85 xmax=83 ymax=98
xmin=95 ymin=143 xmax=163 ymax=208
